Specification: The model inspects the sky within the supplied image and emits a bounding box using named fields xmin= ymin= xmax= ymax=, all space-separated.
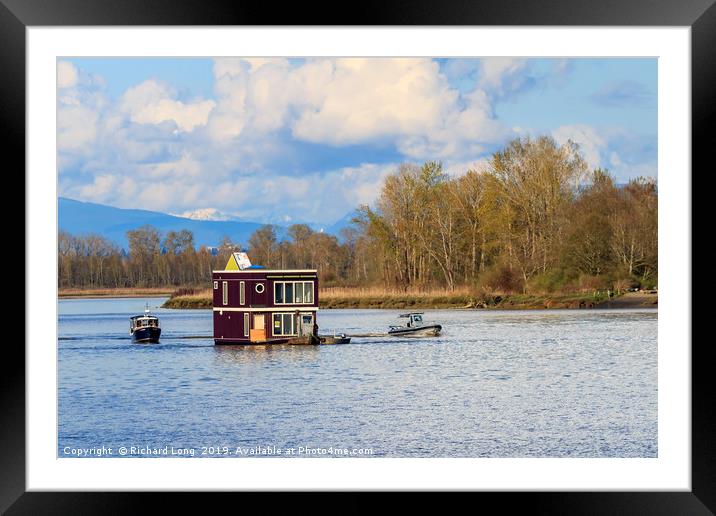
xmin=57 ymin=57 xmax=657 ymax=226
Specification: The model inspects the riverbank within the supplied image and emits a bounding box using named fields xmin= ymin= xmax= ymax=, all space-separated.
xmin=593 ymin=291 xmax=658 ymax=309
xmin=162 ymin=289 xmax=212 ymax=309
xmin=157 ymin=287 xmax=657 ymax=310
xmin=318 ymin=290 xmax=657 ymax=309
xmin=59 ymin=287 xmax=174 ymax=298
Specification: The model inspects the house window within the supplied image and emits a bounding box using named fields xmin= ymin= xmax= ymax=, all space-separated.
xmin=222 ymin=281 xmax=228 ymax=305
xmin=213 ymin=281 xmax=218 ymax=289
xmin=255 ymin=283 xmax=265 ymax=294
xmin=244 ymin=313 xmax=249 ymax=337
xmin=239 ymin=281 xmax=245 ymax=305
xmin=273 ymin=281 xmax=315 ymax=305
xmin=272 ymin=313 xmax=296 ymax=336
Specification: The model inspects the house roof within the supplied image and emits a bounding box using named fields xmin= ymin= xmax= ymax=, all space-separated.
xmin=225 ymin=252 xmax=255 ymax=271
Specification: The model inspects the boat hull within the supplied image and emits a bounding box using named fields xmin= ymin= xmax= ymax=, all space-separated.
xmin=319 ymin=335 xmax=352 ymax=344
xmin=388 ymin=324 xmax=442 ymax=337
xmin=214 ymin=334 xmax=320 ymax=346
xmin=132 ymin=327 xmax=161 ymax=343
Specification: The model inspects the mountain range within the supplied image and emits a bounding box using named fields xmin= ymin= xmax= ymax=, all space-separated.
xmin=58 ymin=197 xmax=356 ymax=249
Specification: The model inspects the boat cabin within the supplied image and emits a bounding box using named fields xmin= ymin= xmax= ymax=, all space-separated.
xmin=212 ymin=252 xmax=319 ymax=344
xmin=400 ymin=313 xmax=424 ymax=327
xmin=130 ymin=314 xmax=160 ymax=331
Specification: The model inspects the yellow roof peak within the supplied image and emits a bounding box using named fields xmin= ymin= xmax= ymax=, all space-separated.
xmin=225 ymin=252 xmax=252 ymax=270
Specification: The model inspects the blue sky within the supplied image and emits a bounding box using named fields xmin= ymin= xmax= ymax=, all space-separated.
xmin=57 ymin=57 xmax=657 ymax=225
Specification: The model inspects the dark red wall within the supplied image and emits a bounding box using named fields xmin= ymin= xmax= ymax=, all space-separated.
xmin=212 ymin=271 xmax=318 ymax=309
xmin=213 ymin=309 xmax=244 ymax=340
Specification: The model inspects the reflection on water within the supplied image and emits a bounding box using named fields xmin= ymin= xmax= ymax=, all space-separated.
xmin=58 ymin=298 xmax=657 ymax=458
xmin=213 ymin=344 xmax=321 ymax=365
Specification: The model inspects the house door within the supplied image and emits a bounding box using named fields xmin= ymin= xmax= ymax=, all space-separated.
xmin=299 ymin=313 xmax=314 ymax=336
xmin=251 ymin=313 xmax=266 ymax=342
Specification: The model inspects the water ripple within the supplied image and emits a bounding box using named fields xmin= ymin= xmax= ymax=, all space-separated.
xmin=58 ymin=299 xmax=657 ymax=458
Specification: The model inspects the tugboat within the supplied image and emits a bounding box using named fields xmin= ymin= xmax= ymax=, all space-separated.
xmin=130 ymin=304 xmax=161 ymax=343
xmin=388 ymin=313 xmax=442 ymax=337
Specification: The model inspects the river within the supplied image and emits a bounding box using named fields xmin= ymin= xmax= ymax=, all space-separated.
xmin=58 ymin=297 xmax=657 ymax=458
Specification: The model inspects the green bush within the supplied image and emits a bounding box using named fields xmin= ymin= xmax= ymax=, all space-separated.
xmin=638 ymin=275 xmax=658 ymax=290
xmin=527 ymin=269 xmax=572 ymax=293
xmin=577 ymin=274 xmax=611 ymax=292
xmin=475 ymin=262 xmax=524 ymax=294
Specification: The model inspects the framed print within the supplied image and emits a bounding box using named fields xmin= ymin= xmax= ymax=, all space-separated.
xmin=6 ymin=0 xmax=711 ymax=512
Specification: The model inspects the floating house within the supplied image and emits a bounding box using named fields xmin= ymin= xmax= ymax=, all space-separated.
xmin=212 ymin=252 xmax=319 ymax=345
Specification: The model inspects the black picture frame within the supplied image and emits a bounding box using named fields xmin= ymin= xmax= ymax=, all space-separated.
xmin=6 ymin=0 xmax=709 ymax=512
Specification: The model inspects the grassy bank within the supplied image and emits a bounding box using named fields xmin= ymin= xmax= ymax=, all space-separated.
xmin=318 ymin=287 xmax=619 ymax=309
xmin=59 ymin=287 xmax=174 ymax=298
xmin=161 ymin=288 xmax=213 ymax=309
xmin=320 ymin=287 xmax=473 ymax=309
xmin=83 ymin=286 xmax=656 ymax=310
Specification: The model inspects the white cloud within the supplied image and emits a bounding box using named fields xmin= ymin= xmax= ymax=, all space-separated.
xmin=552 ymin=124 xmax=606 ymax=170
xmin=57 ymin=58 xmax=512 ymax=223
xmin=140 ymin=152 xmax=202 ymax=179
xmin=66 ymin=169 xmax=251 ymax=214
xmin=477 ymin=58 xmax=531 ymax=98
xmin=292 ymin=59 xmax=449 ymax=143
xmin=479 ymin=58 xmax=527 ymax=88
xmin=121 ymin=80 xmax=215 ymax=132
xmin=332 ymin=163 xmax=396 ymax=206
xmin=178 ymin=163 xmax=400 ymax=224
xmin=207 ymin=57 xmax=509 ymax=159
xmin=57 ymin=61 xmax=78 ymax=89
xmin=443 ymin=158 xmax=491 ymax=177
xmin=78 ymin=174 xmax=119 ymax=199
xmin=208 ymin=57 xmax=298 ymax=140
xmin=57 ymin=65 xmax=107 ymax=153
xmin=58 ymin=57 xmax=656 ymax=227
xmin=57 ymin=105 xmax=99 ymax=151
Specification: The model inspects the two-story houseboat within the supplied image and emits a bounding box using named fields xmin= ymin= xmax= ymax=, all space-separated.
xmin=212 ymin=252 xmax=320 ymax=345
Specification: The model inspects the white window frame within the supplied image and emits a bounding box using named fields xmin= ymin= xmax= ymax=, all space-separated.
xmin=274 ymin=282 xmax=284 ymax=304
xmin=213 ymin=281 xmax=218 ymax=289
xmin=273 ymin=281 xmax=315 ymax=305
xmin=222 ymin=281 xmax=228 ymax=305
xmin=303 ymin=281 xmax=314 ymax=304
xmin=255 ymin=282 xmax=265 ymax=293
xmin=272 ymin=312 xmax=298 ymax=336
xmin=244 ymin=313 xmax=249 ymax=337
xmin=239 ymin=281 xmax=245 ymax=305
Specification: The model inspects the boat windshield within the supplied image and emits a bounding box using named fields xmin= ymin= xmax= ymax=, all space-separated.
xmin=133 ymin=317 xmax=159 ymax=328
xmin=411 ymin=314 xmax=423 ymax=324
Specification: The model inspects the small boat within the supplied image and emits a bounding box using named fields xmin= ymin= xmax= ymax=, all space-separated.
xmin=388 ymin=313 xmax=442 ymax=337
xmin=319 ymin=333 xmax=352 ymax=345
xmin=130 ymin=305 xmax=161 ymax=343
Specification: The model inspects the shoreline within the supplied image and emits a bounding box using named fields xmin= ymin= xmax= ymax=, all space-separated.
xmin=59 ymin=288 xmax=174 ymax=299
xmin=58 ymin=288 xmax=657 ymax=310
xmin=317 ymin=291 xmax=657 ymax=310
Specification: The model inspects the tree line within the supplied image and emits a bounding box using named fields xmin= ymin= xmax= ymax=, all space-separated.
xmin=58 ymin=136 xmax=657 ymax=294
xmin=352 ymin=136 xmax=657 ymax=294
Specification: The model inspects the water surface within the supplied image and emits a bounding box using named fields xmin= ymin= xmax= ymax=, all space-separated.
xmin=58 ymin=297 xmax=657 ymax=458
